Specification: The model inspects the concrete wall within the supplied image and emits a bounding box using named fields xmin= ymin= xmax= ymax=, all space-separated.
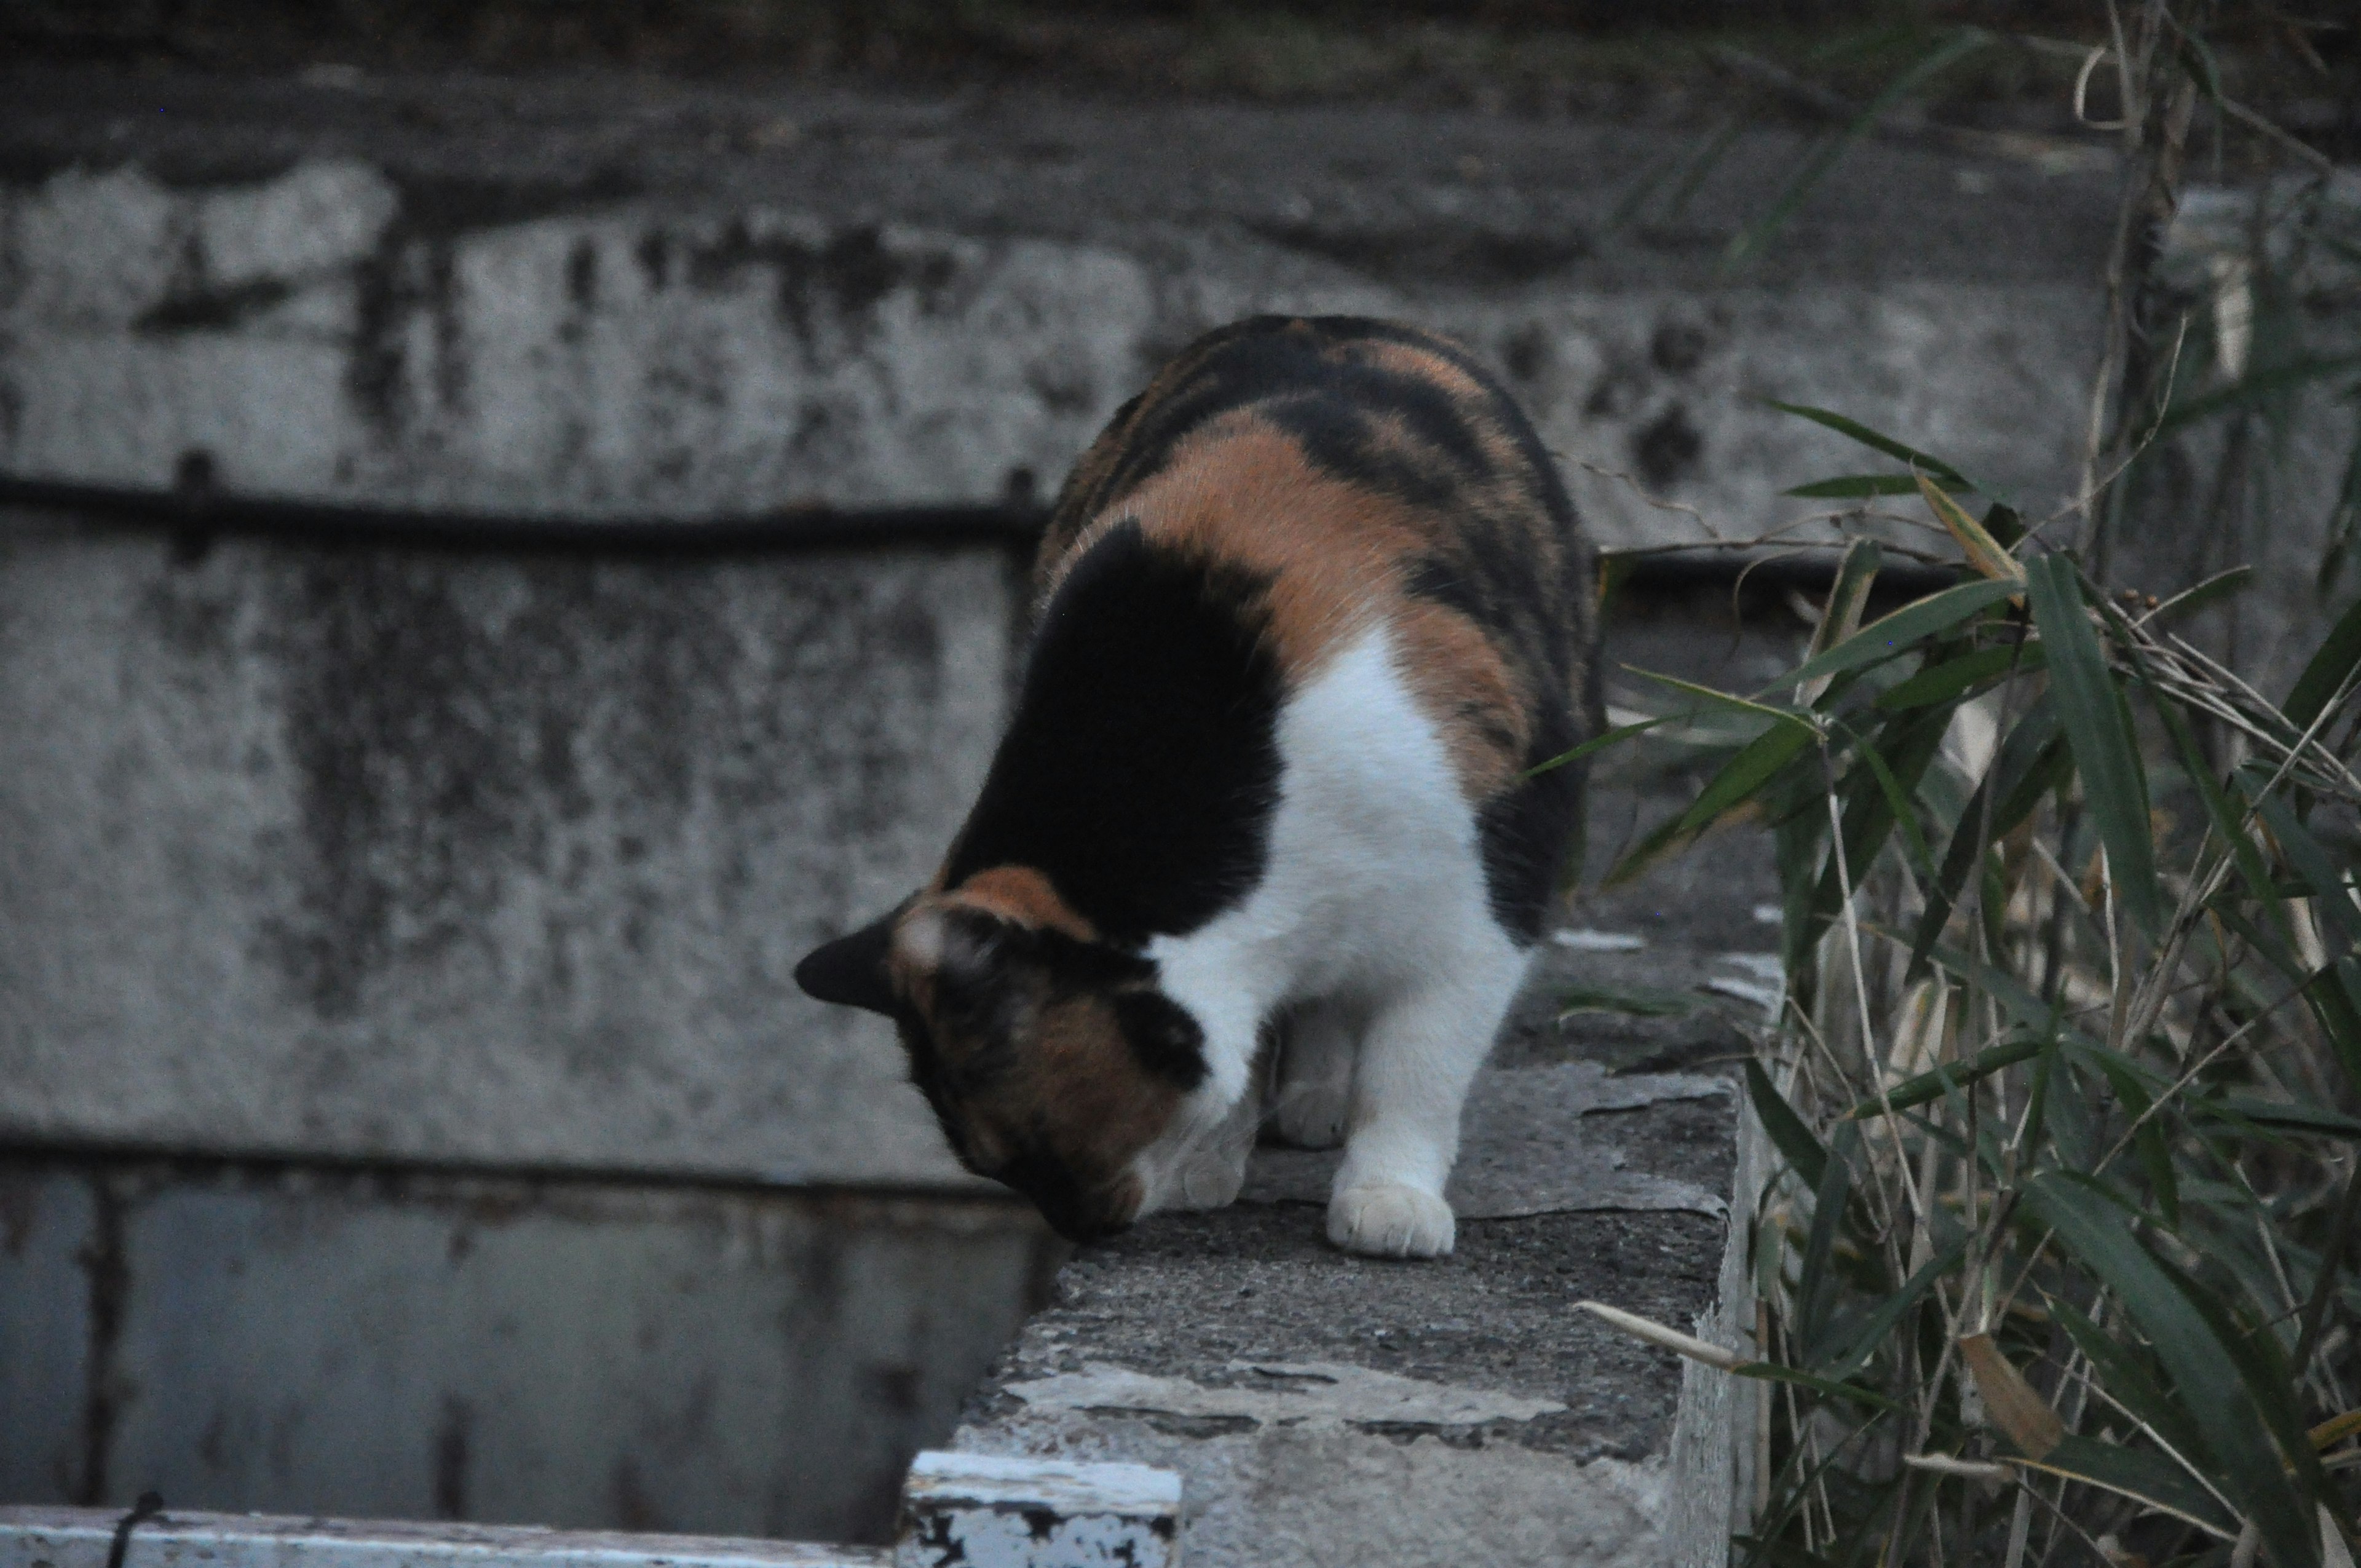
xmin=0 ymin=516 xmax=1017 ymax=1185
xmin=1 ymin=1156 xmax=1056 ymax=1545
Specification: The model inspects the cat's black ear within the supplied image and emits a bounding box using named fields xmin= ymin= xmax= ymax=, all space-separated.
xmin=795 ymin=913 xmax=900 ymax=1015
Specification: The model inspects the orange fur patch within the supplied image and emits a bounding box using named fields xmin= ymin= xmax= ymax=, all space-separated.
xmin=947 ymin=865 xmax=1097 ymax=941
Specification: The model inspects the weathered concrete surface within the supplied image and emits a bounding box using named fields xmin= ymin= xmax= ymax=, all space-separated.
xmin=0 ymin=1157 xmax=1057 ymax=1545
xmin=0 ymin=518 xmax=1016 ymax=1184
xmin=0 ymin=1507 xmax=888 ymax=1568
xmin=0 ymin=66 xmax=2116 ymax=546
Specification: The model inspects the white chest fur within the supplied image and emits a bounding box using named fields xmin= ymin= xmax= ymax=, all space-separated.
xmin=1135 ymin=622 xmax=1533 ymax=1256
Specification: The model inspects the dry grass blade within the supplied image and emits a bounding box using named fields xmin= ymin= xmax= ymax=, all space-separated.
xmin=1575 ymin=1301 xmax=1745 ymax=1371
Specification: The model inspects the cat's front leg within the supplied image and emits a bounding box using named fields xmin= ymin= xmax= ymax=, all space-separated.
xmin=1326 ymin=951 xmax=1527 ymax=1259
xmin=1169 ymin=1073 xmax=1264 ymax=1211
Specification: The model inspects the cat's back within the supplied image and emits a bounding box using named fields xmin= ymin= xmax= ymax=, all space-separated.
xmin=1030 ymin=315 xmax=1601 ymax=943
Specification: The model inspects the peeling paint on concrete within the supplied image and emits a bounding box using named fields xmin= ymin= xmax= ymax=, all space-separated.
xmin=895 ymin=1452 xmax=1180 ymax=1568
xmin=1006 ymin=1361 xmax=1564 ymax=1429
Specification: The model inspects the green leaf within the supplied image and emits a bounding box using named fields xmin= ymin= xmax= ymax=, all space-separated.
xmin=2284 ymin=592 xmax=2361 ymax=735
xmin=1605 ymin=718 xmax=1816 ymax=885
xmin=2026 ymin=554 xmax=2163 ymax=938
xmin=1746 ymin=1056 xmax=1827 ymax=1190
xmin=1760 ymin=399 xmax=1972 ymax=488
xmin=1733 ymin=1361 xmax=1904 ymax=1414
xmin=1844 ymin=1036 xmax=2043 ymax=1120
xmin=2191 ymin=1095 xmax=2361 ymax=1141
xmin=2011 ymin=1435 xmax=2238 ymax=1540
xmin=1634 ymin=667 xmax=1817 ymax=731
xmin=1921 ymin=940 xmax=2100 ymax=1053
xmin=1771 ymin=577 xmax=2020 ymax=700
xmin=2051 ymin=1297 xmax=2211 ymax=1481
xmin=1557 ymin=985 xmax=1699 ymax=1019
xmin=1782 ymin=473 xmax=1929 ymax=499
xmin=1874 ymin=641 xmax=2044 ymax=711
xmin=2019 ymin=1173 xmax=2320 ymax=1568
xmin=1817 ymin=1237 xmax=1966 ymax=1382
xmin=1798 ymin=1122 xmax=1859 ymax=1360
xmin=1523 ymin=716 xmax=1670 ymax=779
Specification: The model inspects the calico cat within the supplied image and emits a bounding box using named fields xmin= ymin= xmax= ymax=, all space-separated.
xmin=796 ymin=315 xmax=1600 ymax=1258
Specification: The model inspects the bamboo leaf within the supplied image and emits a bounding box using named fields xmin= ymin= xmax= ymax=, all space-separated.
xmin=1558 ymin=985 xmax=1699 ymax=1019
xmin=2006 ymin=1436 xmax=2239 ymax=1540
xmin=1798 ymin=1122 xmax=1859 ymax=1361
xmin=2156 ymin=353 xmax=2361 ymax=437
xmin=1605 ymin=718 xmax=1816 ymax=885
xmin=1874 ymin=642 xmax=2044 ymax=711
xmin=1722 ymin=27 xmax=1991 ymax=271
xmin=1908 ymin=702 xmax=2066 ymax=978
xmin=1760 ymin=399 xmax=1972 ymax=486
xmin=1918 ymin=472 xmax=2026 ymax=590
xmin=1522 ymin=716 xmax=1669 ymax=779
xmin=1845 ymin=1036 xmax=2043 ymax=1119
xmin=2019 ymin=1173 xmax=2319 ymax=1567
xmin=1733 ymin=1361 xmax=1905 ymax=1415
xmin=1633 ymin=667 xmax=1818 ymax=731
xmin=2284 ymin=592 xmax=2361 ymax=735
xmin=1746 ymin=1057 xmax=1827 ymax=1190
xmin=2027 ymin=554 xmax=2164 ymax=938
xmin=2255 ymin=792 xmax=2361 ymax=954
xmin=1771 ymin=577 xmax=2020 ymax=697
xmin=2051 ymin=1297 xmax=2212 ymax=1479
xmin=1819 ymin=1238 xmax=1966 ymax=1382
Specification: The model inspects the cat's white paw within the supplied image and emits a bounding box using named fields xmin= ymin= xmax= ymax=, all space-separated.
xmin=1327 ymin=1183 xmax=1455 ymax=1259
xmin=1267 ymin=1077 xmax=1350 ymax=1149
xmin=1173 ymin=1138 xmax=1250 ymax=1211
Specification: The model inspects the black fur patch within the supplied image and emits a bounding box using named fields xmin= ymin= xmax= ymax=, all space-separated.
xmin=944 ymin=520 xmax=1284 ymax=946
xmin=1111 ymin=989 xmax=1209 ymax=1090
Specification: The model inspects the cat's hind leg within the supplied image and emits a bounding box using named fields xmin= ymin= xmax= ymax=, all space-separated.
xmin=1326 ymin=944 xmax=1527 ymax=1259
xmin=1265 ymin=1000 xmax=1358 ymax=1150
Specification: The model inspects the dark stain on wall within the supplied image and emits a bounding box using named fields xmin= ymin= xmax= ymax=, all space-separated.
xmin=1631 ymin=402 xmax=1703 ymax=489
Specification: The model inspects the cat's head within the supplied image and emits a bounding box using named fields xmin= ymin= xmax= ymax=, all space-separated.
xmin=793 ymin=869 xmax=1209 ymax=1241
